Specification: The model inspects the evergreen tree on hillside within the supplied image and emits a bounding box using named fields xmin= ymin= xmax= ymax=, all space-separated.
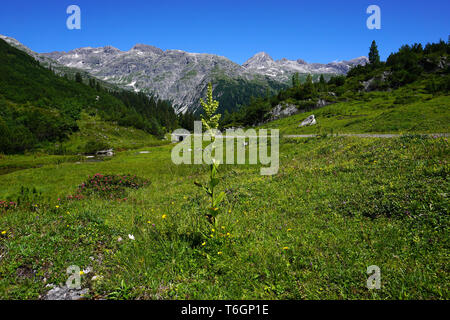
xmin=319 ymin=74 xmax=325 ymax=84
xmin=369 ymin=40 xmax=381 ymax=65
xmin=303 ymin=74 xmax=315 ymax=97
xmin=75 ymin=72 xmax=82 ymax=83
xmin=292 ymin=72 xmax=300 ymax=88
xmin=318 ymin=74 xmax=327 ymax=92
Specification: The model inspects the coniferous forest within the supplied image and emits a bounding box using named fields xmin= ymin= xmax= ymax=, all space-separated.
xmin=0 ymin=38 xmax=179 ymax=154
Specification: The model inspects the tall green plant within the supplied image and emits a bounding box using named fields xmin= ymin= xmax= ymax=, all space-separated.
xmin=194 ymin=83 xmax=225 ymax=226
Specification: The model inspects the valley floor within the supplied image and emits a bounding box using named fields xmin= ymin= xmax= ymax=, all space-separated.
xmin=0 ymin=135 xmax=448 ymax=299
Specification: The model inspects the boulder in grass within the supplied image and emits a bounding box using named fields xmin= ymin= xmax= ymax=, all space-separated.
xmin=299 ymin=115 xmax=317 ymax=127
xmin=96 ymin=149 xmax=114 ymax=157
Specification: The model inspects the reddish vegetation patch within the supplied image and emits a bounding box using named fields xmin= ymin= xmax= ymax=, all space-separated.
xmin=67 ymin=173 xmax=149 ymax=200
xmin=0 ymin=200 xmax=17 ymax=211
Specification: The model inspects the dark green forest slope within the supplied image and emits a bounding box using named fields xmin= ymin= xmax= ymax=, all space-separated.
xmin=0 ymin=39 xmax=177 ymax=154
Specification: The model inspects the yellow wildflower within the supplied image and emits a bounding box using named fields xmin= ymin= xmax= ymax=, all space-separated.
xmin=282 ymin=247 xmax=289 ymax=250
xmin=79 ymin=271 xmax=84 ymax=275
xmin=1 ymin=231 xmax=6 ymax=235
xmin=201 ymin=242 xmax=206 ymax=246
xmin=217 ymin=251 xmax=223 ymax=255
xmin=162 ymin=214 xmax=167 ymax=219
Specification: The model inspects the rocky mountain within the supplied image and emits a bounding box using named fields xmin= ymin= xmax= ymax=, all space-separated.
xmin=42 ymin=45 xmax=252 ymax=113
xmin=1 ymin=34 xmax=367 ymax=114
xmin=243 ymin=52 xmax=369 ymax=78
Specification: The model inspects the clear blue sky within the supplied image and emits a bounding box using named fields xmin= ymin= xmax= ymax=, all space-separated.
xmin=0 ymin=0 xmax=448 ymax=64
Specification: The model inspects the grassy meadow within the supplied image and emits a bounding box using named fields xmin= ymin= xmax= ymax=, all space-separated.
xmin=0 ymin=134 xmax=448 ymax=299
xmin=258 ymin=87 xmax=450 ymax=135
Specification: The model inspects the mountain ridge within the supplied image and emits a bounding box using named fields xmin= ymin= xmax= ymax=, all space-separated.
xmin=1 ymin=34 xmax=368 ymax=113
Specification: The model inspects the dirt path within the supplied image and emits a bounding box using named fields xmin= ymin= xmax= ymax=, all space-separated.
xmin=283 ymin=133 xmax=450 ymax=138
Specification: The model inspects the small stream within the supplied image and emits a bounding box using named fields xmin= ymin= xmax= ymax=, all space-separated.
xmin=0 ymin=157 xmax=108 ymax=176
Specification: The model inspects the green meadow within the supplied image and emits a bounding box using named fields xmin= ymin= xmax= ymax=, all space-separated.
xmin=0 ymin=134 xmax=448 ymax=299
xmin=258 ymin=89 xmax=450 ymax=135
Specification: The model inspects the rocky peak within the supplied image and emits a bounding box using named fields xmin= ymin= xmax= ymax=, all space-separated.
xmin=131 ymin=44 xmax=163 ymax=55
xmin=242 ymin=52 xmax=275 ymax=68
xmin=102 ymin=45 xmax=121 ymax=54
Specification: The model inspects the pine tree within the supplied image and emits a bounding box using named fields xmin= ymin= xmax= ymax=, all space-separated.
xmin=292 ymin=72 xmax=300 ymax=88
xmin=319 ymin=74 xmax=325 ymax=84
xmin=75 ymin=72 xmax=82 ymax=83
xmin=318 ymin=74 xmax=326 ymax=92
xmin=369 ymin=40 xmax=381 ymax=66
xmin=303 ymin=74 xmax=315 ymax=97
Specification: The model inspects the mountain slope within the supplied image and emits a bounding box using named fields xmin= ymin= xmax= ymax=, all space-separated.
xmin=33 ymin=38 xmax=366 ymax=114
xmin=0 ymin=38 xmax=175 ymax=154
xmin=0 ymin=34 xmax=368 ymax=115
xmin=41 ymin=45 xmax=280 ymax=113
xmin=242 ymin=52 xmax=368 ymax=78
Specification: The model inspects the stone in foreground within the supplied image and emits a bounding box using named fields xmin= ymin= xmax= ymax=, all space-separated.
xmin=44 ymin=285 xmax=89 ymax=300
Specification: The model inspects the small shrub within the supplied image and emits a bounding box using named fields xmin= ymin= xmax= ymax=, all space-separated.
xmin=68 ymin=173 xmax=149 ymax=200
xmin=15 ymin=186 xmax=44 ymax=208
xmin=0 ymin=200 xmax=17 ymax=212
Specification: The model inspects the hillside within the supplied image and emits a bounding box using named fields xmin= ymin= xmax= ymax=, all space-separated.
xmin=33 ymin=38 xmax=366 ymax=114
xmin=225 ymin=40 xmax=450 ymax=133
xmin=0 ymin=38 xmax=176 ymax=154
xmin=259 ymin=85 xmax=450 ymax=135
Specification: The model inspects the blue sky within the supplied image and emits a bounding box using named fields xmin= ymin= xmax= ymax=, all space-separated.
xmin=0 ymin=0 xmax=448 ymax=64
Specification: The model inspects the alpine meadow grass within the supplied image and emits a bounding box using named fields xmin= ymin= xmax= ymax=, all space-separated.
xmin=0 ymin=134 xmax=448 ymax=299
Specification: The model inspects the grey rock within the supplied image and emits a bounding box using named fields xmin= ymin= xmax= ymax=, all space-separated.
xmin=316 ymin=99 xmax=332 ymax=108
xmin=299 ymin=115 xmax=317 ymax=127
xmin=44 ymin=285 xmax=89 ymax=300
xmin=96 ymin=149 xmax=114 ymax=157
xmin=269 ymin=103 xmax=299 ymax=121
